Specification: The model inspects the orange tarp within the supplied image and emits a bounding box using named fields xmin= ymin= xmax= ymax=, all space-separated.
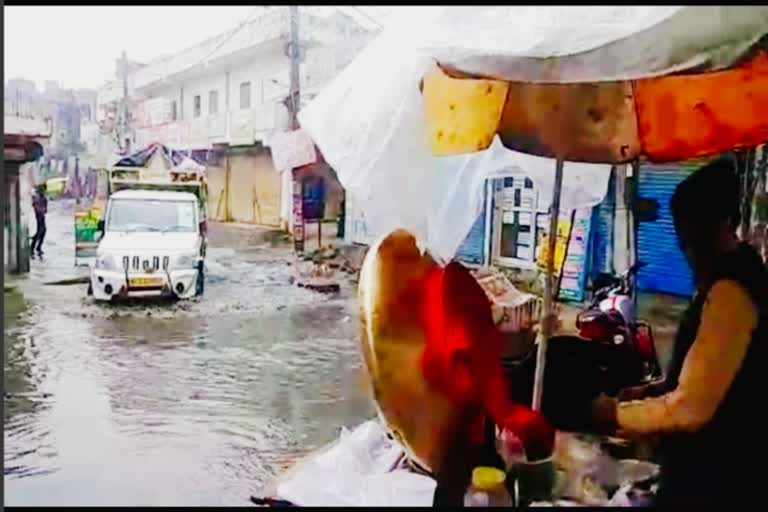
xmin=634 ymin=51 xmax=768 ymax=163
xmin=423 ymin=51 xmax=768 ymax=164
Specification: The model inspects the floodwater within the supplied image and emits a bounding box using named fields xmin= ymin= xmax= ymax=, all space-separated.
xmin=4 ymin=200 xmax=374 ymax=506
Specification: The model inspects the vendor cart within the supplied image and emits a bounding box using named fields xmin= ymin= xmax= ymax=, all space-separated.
xmin=275 ymin=5 xmax=768 ymax=507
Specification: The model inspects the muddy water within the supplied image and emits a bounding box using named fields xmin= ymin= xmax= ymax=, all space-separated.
xmin=4 ymin=201 xmax=374 ymax=506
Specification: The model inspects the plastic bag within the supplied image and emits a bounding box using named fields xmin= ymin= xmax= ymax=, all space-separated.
xmin=276 ymin=420 xmax=436 ymax=507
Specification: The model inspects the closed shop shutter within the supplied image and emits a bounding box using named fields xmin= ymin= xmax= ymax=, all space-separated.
xmin=591 ymin=171 xmax=616 ymax=279
xmin=456 ymin=180 xmax=491 ymax=266
xmin=636 ymin=165 xmax=695 ymax=297
xmin=457 ymin=211 xmax=486 ymax=265
xmin=228 ymin=152 xmax=282 ymax=227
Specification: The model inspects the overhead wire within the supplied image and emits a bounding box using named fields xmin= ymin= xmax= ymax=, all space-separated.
xmin=196 ymin=6 xmax=270 ymax=67
xmin=348 ymin=6 xmax=384 ymax=29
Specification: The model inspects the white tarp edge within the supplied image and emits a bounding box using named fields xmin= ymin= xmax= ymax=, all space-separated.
xmin=416 ymin=6 xmax=768 ymax=83
xmin=276 ymin=420 xmax=435 ymax=507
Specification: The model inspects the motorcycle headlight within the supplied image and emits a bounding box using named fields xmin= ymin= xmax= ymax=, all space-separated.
xmin=95 ymin=254 xmax=116 ymax=271
xmin=174 ymin=253 xmax=198 ymax=269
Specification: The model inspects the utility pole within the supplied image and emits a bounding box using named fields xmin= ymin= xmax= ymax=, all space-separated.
xmin=120 ymin=50 xmax=130 ymax=154
xmin=288 ymin=5 xmax=301 ymax=130
xmin=288 ymin=5 xmax=305 ymax=253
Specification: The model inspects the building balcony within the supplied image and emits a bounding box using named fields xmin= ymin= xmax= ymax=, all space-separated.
xmin=132 ymin=99 xmax=291 ymax=151
xmin=4 ymin=114 xmax=52 ymax=138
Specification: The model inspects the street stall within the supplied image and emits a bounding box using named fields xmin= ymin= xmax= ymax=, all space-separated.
xmin=267 ymin=5 xmax=768 ymax=507
xmin=74 ymin=169 xmax=108 ymax=267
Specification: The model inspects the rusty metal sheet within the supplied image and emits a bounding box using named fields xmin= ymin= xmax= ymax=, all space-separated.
xmin=497 ymin=81 xmax=641 ymax=163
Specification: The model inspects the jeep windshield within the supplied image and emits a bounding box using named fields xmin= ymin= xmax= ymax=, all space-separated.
xmin=106 ymin=198 xmax=198 ymax=233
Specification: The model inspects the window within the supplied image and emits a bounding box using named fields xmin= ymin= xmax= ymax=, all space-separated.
xmin=170 ymin=100 xmax=178 ymax=121
xmin=495 ymin=174 xmax=547 ymax=266
xmin=209 ymin=90 xmax=218 ymax=116
xmin=107 ymin=199 xmax=198 ymax=233
xmin=81 ymin=105 xmax=92 ymax=122
xmin=240 ymin=81 xmax=251 ymax=109
xmin=193 ymin=95 xmax=201 ymax=118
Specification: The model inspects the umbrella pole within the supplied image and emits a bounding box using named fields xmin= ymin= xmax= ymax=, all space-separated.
xmin=532 ymin=157 xmax=564 ymax=411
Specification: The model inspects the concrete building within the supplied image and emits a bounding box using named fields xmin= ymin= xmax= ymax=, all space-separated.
xmin=94 ymin=7 xmax=375 ymax=230
xmin=5 ymin=79 xmax=98 ymax=190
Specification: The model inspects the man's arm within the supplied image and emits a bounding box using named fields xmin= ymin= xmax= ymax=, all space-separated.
xmin=616 ymin=279 xmax=757 ymax=436
xmin=618 ymin=379 xmax=668 ymax=402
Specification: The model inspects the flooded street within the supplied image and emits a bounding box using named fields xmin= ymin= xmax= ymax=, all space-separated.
xmin=4 ymin=200 xmax=374 ymax=506
xmin=4 ymin=202 xmax=688 ymax=507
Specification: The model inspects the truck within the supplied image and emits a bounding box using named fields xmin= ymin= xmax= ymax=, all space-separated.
xmin=89 ymin=148 xmax=208 ymax=302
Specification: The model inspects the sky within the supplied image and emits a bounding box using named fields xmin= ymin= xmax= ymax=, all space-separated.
xmin=3 ymin=5 xmax=416 ymax=91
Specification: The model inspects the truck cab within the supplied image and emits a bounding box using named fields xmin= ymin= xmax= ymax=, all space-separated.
xmin=90 ymin=189 xmax=205 ymax=301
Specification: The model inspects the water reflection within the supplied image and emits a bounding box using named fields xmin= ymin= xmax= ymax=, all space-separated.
xmin=4 ymin=289 xmax=60 ymax=479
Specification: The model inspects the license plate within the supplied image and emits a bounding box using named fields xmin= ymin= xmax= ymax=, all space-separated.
xmin=129 ymin=277 xmax=163 ymax=288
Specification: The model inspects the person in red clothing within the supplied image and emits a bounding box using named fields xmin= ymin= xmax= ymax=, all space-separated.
xmin=30 ymin=184 xmax=48 ymax=258
xmin=357 ymin=229 xmax=554 ymax=506
xmin=423 ymin=262 xmax=554 ymax=506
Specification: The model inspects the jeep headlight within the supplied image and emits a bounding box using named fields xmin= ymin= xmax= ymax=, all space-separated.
xmin=95 ymin=253 xmax=116 ymax=271
xmin=174 ymin=252 xmax=198 ymax=269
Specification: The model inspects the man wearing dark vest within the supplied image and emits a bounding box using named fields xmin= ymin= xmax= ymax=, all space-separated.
xmin=592 ymin=155 xmax=767 ymax=506
xmin=30 ymin=184 xmax=48 ymax=258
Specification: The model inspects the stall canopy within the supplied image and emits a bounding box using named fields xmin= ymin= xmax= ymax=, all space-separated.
xmin=412 ymin=5 xmax=768 ymax=414
xmin=300 ymin=6 xmax=768 ymax=261
xmin=111 ymin=143 xmax=204 ymax=172
xmin=417 ymin=6 xmax=768 ymax=162
xmin=300 ymin=5 xmax=768 ymax=444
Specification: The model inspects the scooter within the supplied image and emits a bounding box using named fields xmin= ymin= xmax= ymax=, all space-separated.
xmin=576 ymin=262 xmax=662 ymax=382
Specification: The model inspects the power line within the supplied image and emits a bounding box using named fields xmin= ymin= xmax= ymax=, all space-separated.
xmin=197 ymin=6 xmax=268 ymax=67
xmin=348 ymin=6 xmax=383 ymax=29
xmin=139 ymin=6 xmax=270 ymax=86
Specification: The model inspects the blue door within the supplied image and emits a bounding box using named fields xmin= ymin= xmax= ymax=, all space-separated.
xmin=302 ymin=176 xmax=325 ymax=221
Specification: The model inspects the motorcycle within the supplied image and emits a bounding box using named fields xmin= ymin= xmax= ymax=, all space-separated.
xmin=503 ymin=263 xmax=662 ymax=431
xmin=576 ymin=262 xmax=662 ymax=382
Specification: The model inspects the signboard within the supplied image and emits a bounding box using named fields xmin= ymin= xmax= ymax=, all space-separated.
xmin=292 ymin=169 xmax=304 ymax=253
xmin=474 ymin=269 xmax=543 ymax=333
xmin=270 ymin=129 xmax=317 ymax=172
xmin=344 ymin=193 xmax=376 ymax=245
xmin=535 ymin=212 xmax=573 ymax=274
xmin=558 ymin=208 xmax=593 ymax=303
xmin=74 ymin=203 xmax=103 ymax=264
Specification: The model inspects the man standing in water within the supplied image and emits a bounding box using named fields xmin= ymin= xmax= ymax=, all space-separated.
xmin=30 ymin=184 xmax=48 ymax=258
xmin=592 ymin=155 xmax=767 ymax=506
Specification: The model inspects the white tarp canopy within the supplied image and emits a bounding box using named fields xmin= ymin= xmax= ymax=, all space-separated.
xmin=413 ymin=6 xmax=768 ymax=83
xmin=172 ymin=156 xmax=205 ymax=173
xmin=299 ymin=6 xmax=768 ymax=261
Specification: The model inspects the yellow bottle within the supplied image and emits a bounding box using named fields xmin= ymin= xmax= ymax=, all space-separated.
xmin=464 ymin=467 xmax=514 ymax=507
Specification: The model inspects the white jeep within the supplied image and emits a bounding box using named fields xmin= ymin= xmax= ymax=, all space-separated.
xmin=89 ymin=189 xmax=205 ymax=302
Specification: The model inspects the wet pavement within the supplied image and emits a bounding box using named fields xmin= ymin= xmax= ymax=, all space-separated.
xmin=4 ymin=200 xmax=374 ymax=506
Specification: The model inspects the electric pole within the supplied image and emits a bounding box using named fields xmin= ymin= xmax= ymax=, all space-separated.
xmin=288 ymin=5 xmax=300 ymax=130
xmin=288 ymin=5 xmax=304 ymax=254
xmin=120 ymin=50 xmax=130 ymax=154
